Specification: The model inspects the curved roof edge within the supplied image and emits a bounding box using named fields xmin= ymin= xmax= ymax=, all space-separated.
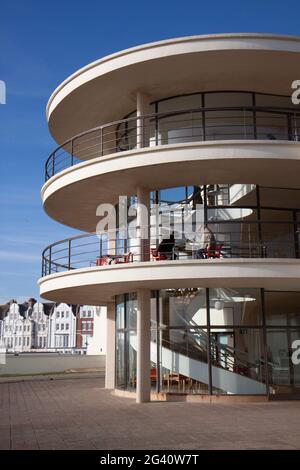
xmin=46 ymin=32 xmax=300 ymax=121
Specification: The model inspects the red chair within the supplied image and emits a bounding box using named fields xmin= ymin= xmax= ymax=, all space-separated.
xmin=151 ymin=248 xmax=167 ymax=261
xmin=207 ymin=243 xmax=224 ymax=259
xmin=96 ymin=256 xmax=109 ymax=266
xmin=150 ymin=367 xmax=157 ymax=383
xmin=114 ymin=252 xmax=133 ymax=264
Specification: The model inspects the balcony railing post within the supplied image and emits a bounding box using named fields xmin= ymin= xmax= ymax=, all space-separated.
xmin=48 ymin=247 xmax=52 ymax=276
xmin=71 ymin=139 xmax=74 ymax=166
xmin=68 ymin=239 xmax=72 ymax=270
xmin=201 ymin=94 xmax=206 ymax=141
xmin=101 ymin=127 xmax=103 ymax=156
xmin=52 ymin=153 xmax=55 ymax=178
xmin=293 ymin=113 xmax=299 ymax=142
xmin=252 ymin=93 xmax=257 ymax=140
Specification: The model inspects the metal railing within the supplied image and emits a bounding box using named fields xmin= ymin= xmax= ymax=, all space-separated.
xmin=41 ymin=222 xmax=299 ymax=277
xmin=45 ymin=105 xmax=300 ymax=180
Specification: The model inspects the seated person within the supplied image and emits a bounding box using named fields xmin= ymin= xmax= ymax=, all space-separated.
xmin=158 ymin=233 xmax=176 ymax=260
xmin=192 ymin=185 xmax=203 ymax=209
xmin=193 ymin=225 xmax=216 ymax=259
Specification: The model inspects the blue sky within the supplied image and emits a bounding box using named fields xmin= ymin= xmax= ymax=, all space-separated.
xmin=0 ymin=0 xmax=299 ymax=303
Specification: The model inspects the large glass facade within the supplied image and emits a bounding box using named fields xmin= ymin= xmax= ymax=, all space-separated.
xmin=116 ymin=91 xmax=300 ymax=151
xmin=147 ymin=184 xmax=300 ymax=260
xmin=116 ymin=289 xmax=300 ymax=398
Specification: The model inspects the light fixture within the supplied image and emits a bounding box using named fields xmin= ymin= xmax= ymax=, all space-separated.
xmin=214 ymin=300 xmax=225 ymax=310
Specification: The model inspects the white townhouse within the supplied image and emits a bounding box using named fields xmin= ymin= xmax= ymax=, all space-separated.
xmin=28 ymin=300 xmax=50 ymax=349
xmin=1 ymin=301 xmax=34 ymax=352
xmin=48 ymin=303 xmax=77 ymax=350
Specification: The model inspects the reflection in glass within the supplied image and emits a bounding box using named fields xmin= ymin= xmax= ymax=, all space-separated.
xmin=160 ymin=288 xmax=207 ymax=327
xmin=127 ymin=293 xmax=137 ymax=329
xmin=211 ymin=328 xmax=266 ymax=395
xmin=116 ymin=332 xmax=125 ymax=389
xmin=209 ymin=288 xmax=262 ymax=326
xmin=127 ymin=331 xmax=137 ymax=390
xmin=160 ymin=328 xmax=209 ymax=394
xmin=265 ymin=291 xmax=300 ymax=326
xmin=267 ymin=329 xmax=300 ymax=396
xmin=116 ymin=295 xmax=125 ymax=329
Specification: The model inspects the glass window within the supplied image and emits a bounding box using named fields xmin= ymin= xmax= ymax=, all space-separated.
xmin=257 ymin=111 xmax=289 ymax=140
xmin=116 ymin=295 xmax=125 ymax=330
xmin=204 ymin=92 xmax=254 ymax=140
xmin=207 ymin=207 xmax=257 ymax=222
xmin=204 ymin=92 xmax=253 ymax=108
xmin=160 ymin=288 xmax=207 ymax=328
xmin=207 ymin=222 xmax=259 ymax=258
xmin=61 ymin=324 xmax=64 ymax=330
xmin=160 ymin=328 xmax=209 ymax=394
xmin=261 ymin=221 xmax=295 ymax=258
xmin=211 ymin=328 xmax=266 ymax=395
xmin=265 ymin=291 xmax=300 ymax=326
xmin=116 ymin=332 xmax=125 ymax=389
xmin=127 ymin=331 xmax=137 ymax=390
xmin=267 ymin=328 xmax=300 ymax=396
xmin=157 ymin=94 xmax=202 ymax=113
xmin=260 ymin=187 xmax=300 ymax=210
xmin=209 ymin=288 xmax=262 ymax=326
xmin=255 ymin=93 xmax=292 ymax=108
xmin=127 ymin=293 xmax=137 ymax=329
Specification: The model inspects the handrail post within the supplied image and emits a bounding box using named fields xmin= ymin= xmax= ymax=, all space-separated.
xmin=101 ymin=127 xmax=103 ymax=156
xmin=52 ymin=153 xmax=55 ymax=178
xmin=71 ymin=139 xmax=74 ymax=166
xmin=68 ymin=239 xmax=72 ymax=270
xmin=48 ymin=247 xmax=52 ymax=275
xmin=294 ymin=113 xmax=299 ymax=142
xmin=137 ymin=92 xmax=150 ymax=149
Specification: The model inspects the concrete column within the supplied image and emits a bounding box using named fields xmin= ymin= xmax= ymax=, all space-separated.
xmin=136 ymin=289 xmax=151 ymax=403
xmin=137 ymin=186 xmax=150 ymax=262
xmin=137 ymin=91 xmax=151 ymax=149
xmin=105 ymin=302 xmax=115 ymax=389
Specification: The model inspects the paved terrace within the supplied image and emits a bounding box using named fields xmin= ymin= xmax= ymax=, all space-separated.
xmin=0 ymin=376 xmax=300 ymax=450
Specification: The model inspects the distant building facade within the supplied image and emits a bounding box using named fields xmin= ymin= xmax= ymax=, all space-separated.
xmin=0 ymin=299 xmax=106 ymax=354
xmin=48 ymin=302 xmax=77 ymax=350
xmin=76 ymin=305 xmax=94 ymax=349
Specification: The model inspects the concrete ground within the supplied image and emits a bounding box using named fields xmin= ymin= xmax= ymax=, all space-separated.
xmin=0 ymin=376 xmax=300 ymax=450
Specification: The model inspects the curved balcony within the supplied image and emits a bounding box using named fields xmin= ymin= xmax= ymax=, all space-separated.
xmin=41 ymin=209 xmax=300 ymax=275
xmin=45 ymin=105 xmax=300 ymax=181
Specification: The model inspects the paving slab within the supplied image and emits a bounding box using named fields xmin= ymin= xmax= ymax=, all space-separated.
xmin=0 ymin=377 xmax=300 ymax=450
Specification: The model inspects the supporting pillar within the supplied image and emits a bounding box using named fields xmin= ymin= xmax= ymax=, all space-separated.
xmin=136 ymin=289 xmax=151 ymax=403
xmin=137 ymin=186 xmax=150 ymax=261
xmin=137 ymin=91 xmax=152 ymax=149
xmin=105 ymin=302 xmax=115 ymax=389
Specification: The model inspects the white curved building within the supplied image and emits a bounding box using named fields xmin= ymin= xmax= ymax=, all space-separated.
xmin=39 ymin=33 xmax=300 ymax=402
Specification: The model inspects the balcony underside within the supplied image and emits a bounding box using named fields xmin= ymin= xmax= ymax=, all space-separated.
xmin=47 ymin=34 xmax=300 ymax=144
xmin=39 ymin=259 xmax=300 ymax=305
xmin=42 ymin=140 xmax=300 ymax=232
